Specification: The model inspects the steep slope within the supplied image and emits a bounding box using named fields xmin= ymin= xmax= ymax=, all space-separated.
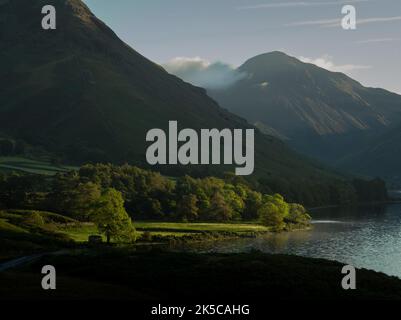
xmin=209 ymin=52 xmax=401 ymax=164
xmin=0 ymin=0 xmax=366 ymax=206
xmin=1 ymin=0 xmax=249 ymax=165
xmin=339 ymin=123 xmax=401 ymax=179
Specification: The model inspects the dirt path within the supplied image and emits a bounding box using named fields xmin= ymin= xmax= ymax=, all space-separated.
xmin=0 ymin=250 xmax=74 ymax=272
xmin=0 ymin=254 xmax=45 ymax=272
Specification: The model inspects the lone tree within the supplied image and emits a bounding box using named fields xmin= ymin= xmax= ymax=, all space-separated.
xmin=91 ymin=188 xmax=136 ymax=244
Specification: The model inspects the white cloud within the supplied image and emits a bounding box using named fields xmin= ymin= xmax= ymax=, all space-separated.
xmin=163 ymin=57 xmax=246 ymax=90
xmin=287 ymin=15 xmax=401 ymax=27
xmin=285 ymin=18 xmax=339 ymax=27
xmin=238 ymin=0 xmax=368 ymax=10
xmin=299 ymin=55 xmax=371 ymax=73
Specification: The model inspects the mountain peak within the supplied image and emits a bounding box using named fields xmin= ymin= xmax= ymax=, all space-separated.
xmin=241 ymin=51 xmax=299 ymax=69
xmin=238 ymin=51 xmax=306 ymax=79
xmin=0 ymin=0 xmax=92 ymax=39
xmin=253 ymin=51 xmax=292 ymax=59
xmin=210 ymin=51 xmax=401 ymax=164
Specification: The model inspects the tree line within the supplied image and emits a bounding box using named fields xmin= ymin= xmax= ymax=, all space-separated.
xmin=0 ymin=164 xmax=313 ymax=233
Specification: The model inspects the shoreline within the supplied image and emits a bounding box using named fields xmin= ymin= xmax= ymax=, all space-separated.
xmin=308 ymin=200 xmax=401 ymax=211
xmin=3 ymin=250 xmax=401 ymax=300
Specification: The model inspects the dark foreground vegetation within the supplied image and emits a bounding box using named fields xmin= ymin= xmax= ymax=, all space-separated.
xmin=2 ymin=250 xmax=401 ymax=300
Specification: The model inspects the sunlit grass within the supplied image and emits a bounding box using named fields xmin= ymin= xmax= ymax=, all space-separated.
xmin=0 ymin=156 xmax=77 ymax=175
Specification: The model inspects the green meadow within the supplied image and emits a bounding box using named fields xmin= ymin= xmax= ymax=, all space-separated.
xmin=60 ymin=221 xmax=269 ymax=242
xmin=135 ymin=221 xmax=268 ymax=234
xmin=0 ymin=156 xmax=77 ymax=175
xmin=0 ymin=209 xmax=268 ymax=260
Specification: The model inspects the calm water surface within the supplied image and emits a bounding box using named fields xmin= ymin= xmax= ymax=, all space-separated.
xmin=181 ymin=204 xmax=401 ymax=278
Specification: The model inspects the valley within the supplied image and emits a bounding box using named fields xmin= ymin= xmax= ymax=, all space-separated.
xmin=1 ymin=0 xmax=400 ymax=304
xmin=208 ymin=52 xmax=401 ymax=179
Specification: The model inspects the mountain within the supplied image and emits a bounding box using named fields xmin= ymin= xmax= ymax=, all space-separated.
xmin=0 ymin=0 xmax=359 ymax=207
xmin=339 ymin=123 xmax=401 ymax=180
xmin=209 ymin=52 xmax=401 ymax=166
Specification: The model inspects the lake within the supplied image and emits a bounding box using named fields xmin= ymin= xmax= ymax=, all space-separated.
xmin=179 ymin=203 xmax=401 ymax=279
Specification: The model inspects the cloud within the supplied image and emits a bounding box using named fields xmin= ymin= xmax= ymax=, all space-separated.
xmin=299 ymin=55 xmax=371 ymax=73
xmin=238 ymin=0 xmax=368 ymax=10
xmin=356 ymin=38 xmax=397 ymax=44
xmin=163 ymin=57 xmax=246 ymax=90
xmin=285 ymin=18 xmax=339 ymax=27
xmin=286 ymin=15 xmax=401 ymax=27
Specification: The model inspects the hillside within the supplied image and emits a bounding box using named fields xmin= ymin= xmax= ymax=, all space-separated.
xmin=209 ymin=52 xmax=401 ymax=165
xmin=339 ymin=123 xmax=401 ymax=179
xmin=0 ymin=0 xmax=357 ymax=205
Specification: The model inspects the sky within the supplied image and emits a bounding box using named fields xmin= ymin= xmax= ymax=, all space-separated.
xmin=83 ymin=0 xmax=401 ymax=93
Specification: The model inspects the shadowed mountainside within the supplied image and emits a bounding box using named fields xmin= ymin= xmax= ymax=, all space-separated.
xmin=0 ymin=0 xmax=353 ymax=197
xmin=209 ymin=52 xmax=401 ymax=170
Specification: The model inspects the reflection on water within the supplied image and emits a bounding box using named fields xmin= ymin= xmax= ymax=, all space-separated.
xmin=176 ymin=204 xmax=401 ymax=278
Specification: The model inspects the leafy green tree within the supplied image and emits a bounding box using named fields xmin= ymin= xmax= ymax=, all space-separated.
xmin=222 ymin=188 xmax=244 ymax=221
xmin=91 ymin=188 xmax=136 ymax=244
xmin=24 ymin=211 xmax=45 ymax=227
xmin=72 ymin=182 xmax=102 ymax=219
xmin=147 ymin=198 xmax=163 ymax=218
xmin=258 ymin=202 xmax=286 ymax=231
xmin=258 ymin=194 xmax=291 ymax=231
xmin=286 ymin=203 xmax=311 ymax=226
xmin=243 ymin=190 xmax=262 ymax=220
xmin=177 ymin=194 xmax=199 ymax=221
xmin=209 ymin=192 xmax=232 ymax=221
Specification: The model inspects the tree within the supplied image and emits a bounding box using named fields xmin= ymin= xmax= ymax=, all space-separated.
xmin=243 ymin=190 xmax=262 ymax=220
xmin=222 ymin=188 xmax=244 ymax=221
xmin=258 ymin=202 xmax=286 ymax=231
xmin=91 ymin=188 xmax=136 ymax=244
xmin=286 ymin=203 xmax=311 ymax=226
xmin=24 ymin=211 xmax=45 ymax=227
xmin=209 ymin=192 xmax=232 ymax=221
xmin=258 ymin=194 xmax=290 ymax=231
xmin=71 ymin=182 xmax=101 ymax=219
xmin=177 ymin=194 xmax=199 ymax=221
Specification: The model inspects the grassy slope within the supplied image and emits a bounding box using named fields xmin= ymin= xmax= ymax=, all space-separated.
xmin=61 ymin=221 xmax=269 ymax=242
xmin=0 ymin=0 xmax=347 ymax=191
xmin=0 ymin=157 xmax=77 ymax=175
xmin=0 ymin=209 xmax=268 ymax=258
xmin=2 ymin=250 xmax=401 ymax=300
xmin=135 ymin=221 xmax=268 ymax=233
xmin=0 ymin=210 xmax=76 ymax=260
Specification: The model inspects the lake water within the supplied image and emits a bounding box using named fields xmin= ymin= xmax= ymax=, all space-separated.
xmin=181 ymin=204 xmax=401 ymax=278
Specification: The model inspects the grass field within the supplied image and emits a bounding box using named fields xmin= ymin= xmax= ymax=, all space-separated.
xmin=0 ymin=210 xmax=76 ymax=261
xmin=60 ymin=221 xmax=269 ymax=242
xmin=0 ymin=209 xmax=268 ymax=258
xmin=0 ymin=156 xmax=77 ymax=175
xmin=135 ymin=221 xmax=269 ymax=233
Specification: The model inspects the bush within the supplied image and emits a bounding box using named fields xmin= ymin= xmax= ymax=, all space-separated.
xmin=23 ymin=211 xmax=45 ymax=227
xmin=140 ymin=231 xmax=153 ymax=242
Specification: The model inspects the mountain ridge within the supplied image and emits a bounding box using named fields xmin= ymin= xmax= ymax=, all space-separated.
xmin=0 ymin=2 xmax=334 ymax=178
xmin=0 ymin=0 xmax=390 ymax=205
xmin=209 ymin=51 xmax=401 ymax=166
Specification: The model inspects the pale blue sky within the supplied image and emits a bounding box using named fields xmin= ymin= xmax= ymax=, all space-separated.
xmin=83 ymin=0 xmax=401 ymax=93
